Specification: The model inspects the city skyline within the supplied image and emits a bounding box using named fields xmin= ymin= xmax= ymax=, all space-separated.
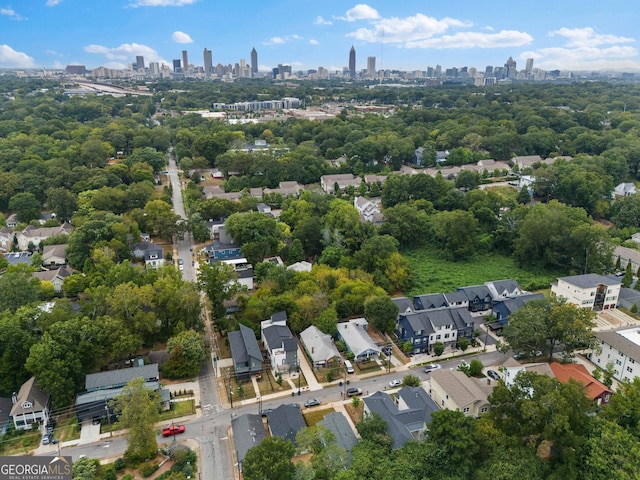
xmin=1 ymin=1 xmax=640 ymax=72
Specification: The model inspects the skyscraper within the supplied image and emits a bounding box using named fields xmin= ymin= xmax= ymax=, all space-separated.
xmin=182 ymin=50 xmax=189 ymax=73
xmin=349 ymin=46 xmax=356 ymax=78
xmin=135 ymin=56 xmax=145 ymax=71
xmin=172 ymin=59 xmax=181 ymax=73
xmin=525 ymin=58 xmax=534 ymax=74
xmin=251 ymin=47 xmax=258 ymax=76
xmin=367 ymin=56 xmax=376 ymax=77
xmin=203 ymin=48 xmax=213 ymax=74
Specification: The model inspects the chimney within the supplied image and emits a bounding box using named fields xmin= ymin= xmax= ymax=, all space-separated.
xmin=311 ymin=347 xmax=314 ymax=354
xmin=11 ymin=392 xmax=17 ymax=404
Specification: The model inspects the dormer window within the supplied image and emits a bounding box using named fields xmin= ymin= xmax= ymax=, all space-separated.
xmin=22 ymin=401 xmax=32 ymax=408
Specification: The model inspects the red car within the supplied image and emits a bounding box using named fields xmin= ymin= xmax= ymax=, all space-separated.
xmin=162 ymin=425 xmax=185 ymax=437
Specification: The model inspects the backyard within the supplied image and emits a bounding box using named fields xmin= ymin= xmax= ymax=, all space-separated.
xmin=403 ymin=247 xmax=565 ymax=296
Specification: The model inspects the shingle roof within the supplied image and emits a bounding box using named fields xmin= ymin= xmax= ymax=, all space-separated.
xmin=229 ymin=324 xmax=262 ymax=367
xmin=595 ymin=329 xmax=640 ymax=362
xmin=318 ymin=412 xmax=358 ymax=453
xmin=232 ymin=414 xmax=267 ymax=463
xmin=430 ymin=369 xmax=489 ymax=409
xmin=338 ymin=318 xmax=381 ymax=359
xmin=549 ymin=362 xmax=612 ymax=400
xmin=457 ymin=285 xmax=492 ymax=301
xmin=443 ymin=291 xmax=468 ymax=304
xmin=485 ymin=280 xmax=521 ymax=299
xmin=300 ymin=326 xmax=340 ymax=364
xmin=413 ymin=293 xmax=447 ymax=310
xmin=262 ymin=324 xmax=296 ymax=353
xmin=392 ymin=297 xmax=414 ymax=315
xmin=558 ymin=273 xmax=621 ymax=288
xmin=10 ymin=377 xmax=49 ymax=417
xmin=85 ymin=364 xmax=159 ymax=391
xmin=266 ymin=404 xmax=306 ymax=445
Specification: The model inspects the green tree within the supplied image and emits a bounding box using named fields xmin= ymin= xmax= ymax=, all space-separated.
xmin=356 ymin=412 xmax=391 ymax=449
xmin=46 ymin=187 xmax=77 ymax=221
xmin=243 ymin=436 xmax=295 ymax=480
xmin=198 ymin=262 xmax=241 ymax=321
xmin=113 ymin=377 xmax=160 ymax=465
xmin=581 ymin=418 xmax=640 ymax=480
xmin=144 ymin=199 xmax=180 ymax=241
xmin=458 ymin=336 xmax=470 ymax=352
xmin=72 ymin=457 xmax=100 ymax=480
xmin=163 ymin=330 xmax=207 ymax=379
xmin=432 ymin=341 xmax=445 ymax=357
xmin=601 ymin=377 xmax=640 ymax=439
xmin=0 ymin=313 xmax=38 ymax=396
xmin=0 ymin=264 xmax=44 ymax=313
xmin=623 ymin=261 xmax=634 ymax=288
xmin=363 ymin=296 xmax=398 ymax=333
xmin=427 ymin=409 xmax=479 ymax=478
xmin=469 ymin=359 xmax=484 ymax=377
xmin=430 ymin=210 xmax=479 ymax=260
xmin=402 ymin=374 xmax=421 ymax=387
xmin=9 ymin=192 xmax=41 ymax=223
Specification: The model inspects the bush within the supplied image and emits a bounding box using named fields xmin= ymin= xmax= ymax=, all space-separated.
xmin=103 ymin=465 xmax=117 ymax=480
xmin=141 ymin=461 xmax=159 ymax=478
xmin=122 ymin=475 xmax=133 ymax=480
xmin=114 ymin=458 xmax=126 ymax=471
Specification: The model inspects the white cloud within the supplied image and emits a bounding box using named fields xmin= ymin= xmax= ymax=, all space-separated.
xmin=171 ymin=31 xmax=193 ymax=43
xmin=405 ymin=30 xmax=533 ymax=49
xmin=522 ymin=45 xmax=640 ymax=71
xmin=314 ymin=16 xmax=332 ymax=26
xmin=262 ymin=35 xmax=303 ymax=46
xmin=550 ymin=27 xmax=634 ymax=48
xmin=1 ymin=7 xmax=25 ymax=20
xmin=84 ymin=43 xmax=169 ymax=66
xmin=521 ymin=26 xmax=640 ymax=71
xmin=338 ymin=4 xmax=379 ymax=22
xmin=309 ymin=39 xmax=320 ymax=45
xmin=0 ymin=44 xmax=35 ymax=68
xmin=130 ymin=0 xmax=197 ymax=7
xmin=46 ymin=0 xmax=61 ymax=6
xmin=348 ymin=13 xmax=471 ymax=43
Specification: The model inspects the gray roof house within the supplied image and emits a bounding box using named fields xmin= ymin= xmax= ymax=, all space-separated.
xmin=10 ymin=377 xmax=51 ymax=431
xmin=231 ymin=414 xmax=268 ymax=471
xmin=265 ymin=404 xmax=306 ymax=445
xmin=261 ymin=313 xmax=298 ymax=373
xmin=300 ymin=325 xmax=341 ymax=367
xmin=85 ymin=364 xmax=159 ymax=392
xmin=391 ymin=297 xmax=415 ymax=316
xmin=336 ymin=318 xmax=381 ymax=362
xmin=413 ymin=293 xmax=448 ymax=311
xmin=363 ymin=386 xmax=439 ymax=449
xmin=485 ymin=280 xmax=523 ymax=300
xmin=229 ymin=324 xmax=263 ymax=380
xmin=42 ymin=243 xmax=68 ymax=267
xmin=318 ymin=412 xmax=358 ymax=458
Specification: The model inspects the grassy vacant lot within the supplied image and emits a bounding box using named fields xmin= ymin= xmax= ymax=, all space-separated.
xmin=403 ymin=248 xmax=565 ymax=297
xmin=303 ymin=407 xmax=334 ymax=426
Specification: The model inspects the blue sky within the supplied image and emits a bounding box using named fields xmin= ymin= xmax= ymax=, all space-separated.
xmin=1 ymin=0 xmax=640 ymax=72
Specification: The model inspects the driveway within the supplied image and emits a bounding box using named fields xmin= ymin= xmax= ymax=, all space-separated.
xmin=78 ymin=420 xmax=101 ymax=445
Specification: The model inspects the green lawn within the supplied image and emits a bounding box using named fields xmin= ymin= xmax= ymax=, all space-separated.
xmin=403 ymin=248 xmax=565 ymax=296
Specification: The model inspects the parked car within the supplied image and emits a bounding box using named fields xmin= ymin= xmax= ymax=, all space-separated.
xmin=487 ymin=370 xmax=501 ymax=380
xmin=290 ymin=403 xmax=300 ymax=408
xmin=382 ymin=346 xmax=392 ymax=356
xmin=424 ymin=364 xmax=441 ymax=373
xmin=260 ymin=408 xmax=274 ymax=417
xmin=346 ymin=387 xmax=362 ymax=397
xmin=389 ymin=379 xmax=402 ymax=387
xmin=178 ymin=259 xmax=184 ymax=271
xmin=42 ymin=433 xmax=53 ymax=445
xmin=304 ymin=398 xmax=321 ymax=408
xmin=162 ymin=424 xmax=185 ymax=437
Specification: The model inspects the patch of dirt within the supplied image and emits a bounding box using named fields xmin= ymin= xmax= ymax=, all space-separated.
xmin=344 ymin=404 xmax=364 ymax=425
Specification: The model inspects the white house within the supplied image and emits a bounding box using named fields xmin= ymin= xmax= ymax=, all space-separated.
xmin=353 ymin=197 xmax=383 ymax=224
xmin=320 ymin=174 xmax=361 ymax=194
xmin=10 ymin=377 xmax=50 ymax=431
xmin=300 ymin=325 xmax=341 ymax=367
xmin=613 ymin=182 xmax=637 ymax=198
xmin=589 ymin=327 xmax=640 ymax=382
xmin=221 ymin=257 xmax=254 ymax=290
xmin=17 ymin=223 xmax=73 ymax=251
xmin=336 ymin=318 xmax=381 ymax=362
xmin=551 ymin=274 xmax=621 ymax=311
xmin=428 ymin=369 xmax=491 ymax=418
xmin=613 ymin=246 xmax=640 ymax=273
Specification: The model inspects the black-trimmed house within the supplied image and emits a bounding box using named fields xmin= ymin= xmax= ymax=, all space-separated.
xmin=397 ymin=307 xmax=475 ymax=355
xmin=229 ymin=324 xmax=263 ymax=380
xmin=491 ymin=293 xmax=545 ymax=329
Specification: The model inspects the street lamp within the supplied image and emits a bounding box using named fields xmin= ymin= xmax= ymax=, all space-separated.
xmin=257 ymin=396 xmax=262 ymax=416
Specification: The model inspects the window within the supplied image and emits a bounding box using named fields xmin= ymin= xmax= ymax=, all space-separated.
xmin=616 ymin=359 xmax=622 ymax=366
xmin=436 ymin=335 xmax=441 ymax=340
xmin=441 ymin=400 xmax=445 ymax=407
xmin=444 ymin=333 xmax=450 ymax=339
xmin=627 ymin=366 xmax=633 ymax=373
xmin=631 ymin=358 xmax=636 ymax=364
xmin=445 ymin=394 xmax=449 ymax=400
xmin=463 ymin=407 xmax=470 ymax=413
xmin=480 ymin=407 xmax=488 ymax=414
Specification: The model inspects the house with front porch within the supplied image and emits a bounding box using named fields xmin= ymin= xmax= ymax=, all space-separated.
xmin=300 ymin=325 xmax=341 ymax=367
xmin=261 ymin=312 xmax=298 ymax=373
xmin=336 ymin=318 xmax=381 ymax=362
xmin=229 ymin=324 xmax=263 ymax=380
xmin=428 ymin=369 xmax=491 ymax=418
xmin=10 ymin=377 xmax=50 ymax=431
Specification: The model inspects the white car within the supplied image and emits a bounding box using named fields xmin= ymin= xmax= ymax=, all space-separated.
xmin=424 ymin=364 xmax=442 ymax=373
xmin=389 ymin=379 xmax=402 ymax=387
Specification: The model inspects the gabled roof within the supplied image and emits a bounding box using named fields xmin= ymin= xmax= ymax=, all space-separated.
xmin=430 ymin=369 xmax=489 ymax=409
xmin=338 ymin=318 xmax=381 ymax=358
xmin=457 ymin=285 xmax=492 ymax=301
xmin=265 ymin=404 xmax=306 ymax=445
xmin=557 ymin=273 xmax=621 ymax=288
xmin=32 ymin=266 xmax=72 ymax=282
xmin=318 ymin=412 xmax=358 ymax=453
xmin=549 ymin=362 xmax=613 ymax=400
xmin=262 ymin=324 xmax=296 ymax=353
xmin=300 ymin=326 xmax=340 ymax=364
xmin=391 ymin=297 xmax=414 ymax=315
xmin=229 ymin=324 xmax=262 ymax=365
xmin=594 ymin=328 xmax=640 ymax=362
xmin=85 ymin=364 xmax=159 ymax=391
xmin=42 ymin=243 xmax=68 ymax=261
xmin=10 ymin=377 xmax=49 ymax=416
xmin=400 ymin=307 xmax=472 ymax=335
xmin=413 ymin=293 xmax=448 ymax=310
xmin=493 ymin=293 xmax=545 ymax=316
xmin=232 ymin=414 xmax=268 ymax=463
xmin=271 ymin=311 xmax=288 ymax=323
xmin=443 ymin=291 xmax=468 ymax=304
xmin=485 ymin=280 xmax=521 ymax=299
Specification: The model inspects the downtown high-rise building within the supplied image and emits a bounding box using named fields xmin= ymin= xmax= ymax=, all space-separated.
xmin=525 ymin=58 xmax=534 ymax=74
xmin=367 ymin=56 xmax=376 ymax=77
xmin=349 ymin=46 xmax=356 ymax=78
xmin=203 ymin=48 xmax=213 ymax=74
xmin=251 ymin=47 xmax=258 ymax=76
xmin=172 ymin=59 xmax=182 ymax=73
xmin=182 ymin=50 xmax=189 ymax=73
xmin=135 ymin=56 xmax=145 ymax=71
